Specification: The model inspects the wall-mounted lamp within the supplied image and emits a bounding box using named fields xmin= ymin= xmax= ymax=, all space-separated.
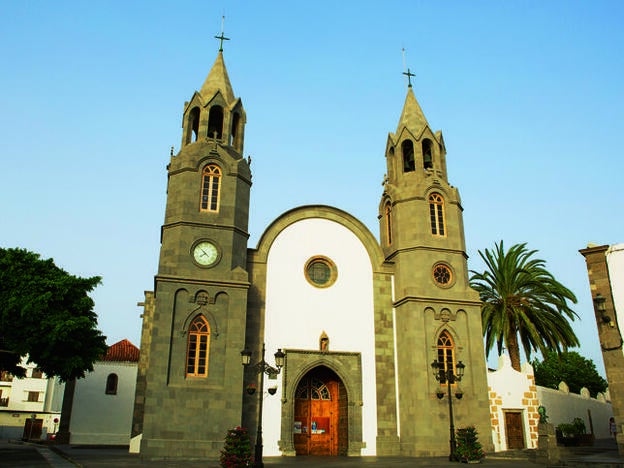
xmin=594 ymin=294 xmax=615 ymax=328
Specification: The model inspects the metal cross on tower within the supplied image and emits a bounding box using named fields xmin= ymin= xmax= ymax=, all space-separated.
xmin=403 ymin=68 xmax=416 ymax=88
xmin=214 ymin=15 xmax=230 ymax=52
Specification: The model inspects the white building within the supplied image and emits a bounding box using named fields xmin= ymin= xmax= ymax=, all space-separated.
xmin=487 ymin=354 xmax=612 ymax=452
xmin=0 ymin=357 xmax=62 ymax=439
xmin=68 ymin=339 xmax=139 ymax=445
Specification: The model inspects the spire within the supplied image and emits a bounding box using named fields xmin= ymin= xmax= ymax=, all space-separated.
xmin=199 ymin=51 xmax=235 ymax=104
xmin=396 ymin=87 xmax=429 ymax=136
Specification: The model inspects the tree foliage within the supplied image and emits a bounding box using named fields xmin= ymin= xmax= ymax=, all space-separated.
xmin=0 ymin=247 xmax=107 ymax=381
xmin=470 ymin=241 xmax=579 ymax=371
xmin=533 ymin=351 xmax=608 ymax=397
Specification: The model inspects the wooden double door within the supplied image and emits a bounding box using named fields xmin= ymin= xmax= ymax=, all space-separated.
xmin=293 ymin=366 xmax=347 ymax=456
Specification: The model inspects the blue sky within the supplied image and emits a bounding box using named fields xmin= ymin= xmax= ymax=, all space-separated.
xmin=1 ymin=1 xmax=623 ymax=375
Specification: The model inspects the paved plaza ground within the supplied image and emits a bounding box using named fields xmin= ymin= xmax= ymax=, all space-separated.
xmin=1 ymin=438 xmax=623 ymax=467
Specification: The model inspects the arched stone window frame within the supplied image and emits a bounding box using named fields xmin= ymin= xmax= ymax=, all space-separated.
xmin=207 ymin=105 xmax=224 ymax=140
xmin=422 ymin=138 xmax=434 ymax=169
xmin=200 ymin=164 xmax=222 ymax=212
xmin=436 ymin=330 xmax=456 ymax=385
xmin=186 ymin=106 xmax=201 ymax=144
xmin=186 ymin=315 xmax=211 ymax=378
xmin=428 ymin=192 xmax=446 ymax=236
xmin=384 ymin=200 xmax=393 ymax=246
xmin=401 ymin=139 xmax=415 ymax=172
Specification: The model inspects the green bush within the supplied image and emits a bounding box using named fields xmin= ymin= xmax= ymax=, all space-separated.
xmin=220 ymin=426 xmax=252 ymax=468
xmin=557 ymin=417 xmax=586 ymax=437
xmin=455 ymin=425 xmax=485 ymax=461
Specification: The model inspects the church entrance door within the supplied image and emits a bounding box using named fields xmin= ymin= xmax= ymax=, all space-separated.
xmin=293 ymin=366 xmax=347 ymax=456
xmin=504 ymin=411 xmax=525 ymax=449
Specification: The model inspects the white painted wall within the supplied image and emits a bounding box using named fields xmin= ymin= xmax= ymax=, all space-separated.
xmin=0 ymin=357 xmax=61 ymax=439
xmin=70 ymin=361 xmax=137 ymax=445
xmin=488 ymin=354 xmax=614 ymax=451
xmin=487 ymin=355 xmax=538 ymax=451
xmin=537 ymin=386 xmax=613 ymax=439
xmin=606 ymin=243 xmax=624 ymax=359
xmin=0 ymin=359 xmax=48 ymax=412
xmin=262 ymin=217 xmax=378 ymax=455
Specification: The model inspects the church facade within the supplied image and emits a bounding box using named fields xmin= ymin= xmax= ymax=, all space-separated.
xmin=132 ymin=49 xmax=493 ymax=460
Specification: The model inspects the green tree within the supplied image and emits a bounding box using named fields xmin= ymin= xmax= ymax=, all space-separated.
xmin=0 ymin=247 xmax=107 ymax=381
xmin=470 ymin=241 xmax=579 ymax=371
xmin=533 ymin=351 xmax=607 ymax=397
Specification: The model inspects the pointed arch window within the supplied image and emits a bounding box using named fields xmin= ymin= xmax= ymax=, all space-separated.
xmin=200 ymin=164 xmax=221 ymax=212
xmin=423 ymin=139 xmax=433 ymax=169
xmin=428 ymin=193 xmax=445 ymax=236
xmin=207 ymin=105 xmax=224 ymax=140
xmin=186 ymin=316 xmax=210 ymax=377
xmin=384 ymin=201 xmax=393 ymax=245
xmin=295 ymin=377 xmax=331 ymax=400
xmin=230 ymin=111 xmax=241 ymax=147
xmin=402 ymin=140 xmax=415 ymax=172
xmin=105 ymin=373 xmax=118 ymax=395
xmin=436 ymin=331 xmax=455 ymax=385
xmin=186 ymin=107 xmax=200 ymax=144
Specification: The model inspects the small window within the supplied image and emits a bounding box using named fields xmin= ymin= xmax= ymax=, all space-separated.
xmin=423 ymin=139 xmax=433 ymax=169
xmin=429 ymin=193 xmax=446 ymax=236
xmin=402 ymin=140 xmax=415 ymax=172
xmin=105 ymin=373 xmax=118 ymax=395
xmin=230 ymin=111 xmax=241 ymax=147
xmin=207 ymin=105 xmax=224 ymax=140
xmin=432 ymin=263 xmax=453 ymax=287
xmin=304 ymin=256 xmax=338 ymax=288
xmin=27 ymin=391 xmax=40 ymax=402
xmin=436 ymin=331 xmax=455 ymax=385
xmin=31 ymin=368 xmax=43 ymax=379
xmin=200 ymin=164 xmax=221 ymax=212
xmin=384 ymin=202 xmax=392 ymax=245
xmin=186 ymin=107 xmax=200 ymax=144
xmin=186 ymin=316 xmax=210 ymax=377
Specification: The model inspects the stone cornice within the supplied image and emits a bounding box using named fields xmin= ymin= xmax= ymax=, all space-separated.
xmin=393 ymin=295 xmax=481 ymax=308
xmin=154 ymin=274 xmax=250 ymax=289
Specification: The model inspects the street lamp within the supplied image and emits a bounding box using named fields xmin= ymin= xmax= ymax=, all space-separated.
xmin=431 ymin=359 xmax=466 ymax=461
xmin=241 ymin=343 xmax=285 ymax=468
xmin=594 ymin=294 xmax=614 ymax=328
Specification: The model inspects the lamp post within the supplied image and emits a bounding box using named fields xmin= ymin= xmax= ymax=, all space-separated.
xmin=241 ymin=343 xmax=285 ymax=468
xmin=431 ymin=359 xmax=465 ymax=461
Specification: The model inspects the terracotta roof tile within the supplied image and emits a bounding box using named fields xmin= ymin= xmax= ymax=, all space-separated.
xmin=102 ymin=339 xmax=139 ymax=362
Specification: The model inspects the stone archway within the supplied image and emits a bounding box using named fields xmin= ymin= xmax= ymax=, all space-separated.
xmin=278 ymin=350 xmax=364 ymax=457
xmin=293 ymin=366 xmax=348 ymax=456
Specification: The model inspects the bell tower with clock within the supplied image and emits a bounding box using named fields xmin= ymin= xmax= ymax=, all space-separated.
xmin=137 ymin=43 xmax=252 ymax=459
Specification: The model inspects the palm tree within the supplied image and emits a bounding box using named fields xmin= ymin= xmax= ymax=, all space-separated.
xmin=470 ymin=241 xmax=579 ymax=372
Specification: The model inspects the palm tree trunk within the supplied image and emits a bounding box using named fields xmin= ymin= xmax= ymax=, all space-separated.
xmin=507 ymin=332 xmax=522 ymax=372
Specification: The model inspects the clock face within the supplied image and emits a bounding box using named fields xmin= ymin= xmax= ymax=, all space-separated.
xmin=192 ymin=241 xmax=219 ymax=266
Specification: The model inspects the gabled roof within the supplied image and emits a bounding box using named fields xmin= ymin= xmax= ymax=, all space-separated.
xmin=102 ymin=339 xmax=139 ymax=362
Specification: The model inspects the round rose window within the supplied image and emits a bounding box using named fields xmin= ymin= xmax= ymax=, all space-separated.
xmin=305 ymin=256 xmax=337 ymax=288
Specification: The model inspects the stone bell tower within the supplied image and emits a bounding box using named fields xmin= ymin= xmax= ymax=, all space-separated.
xmin=136 ymin=44 xmax=251 ymax=459
xmin=379 ymin=77 xmax=493 ymax=456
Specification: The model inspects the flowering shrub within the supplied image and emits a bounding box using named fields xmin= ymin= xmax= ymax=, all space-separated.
xmin=455 ymin=425 xmax=485 ymax=462
xmin=220 ymin=426 xmax=252 ymax=468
